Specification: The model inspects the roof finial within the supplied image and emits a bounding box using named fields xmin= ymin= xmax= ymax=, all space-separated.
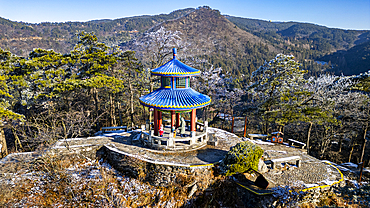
xmin=173 ymin=48 xmax=177 ymax=59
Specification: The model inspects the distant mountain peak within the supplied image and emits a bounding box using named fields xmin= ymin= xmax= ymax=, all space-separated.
xmin=0 ymin=7 xmax=369 ymax=75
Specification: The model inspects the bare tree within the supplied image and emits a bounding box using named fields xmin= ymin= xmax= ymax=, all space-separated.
xmin=12 ymin=108 xmax=99 ymax=151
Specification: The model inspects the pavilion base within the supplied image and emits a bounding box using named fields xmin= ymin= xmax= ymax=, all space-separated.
xmin=141 ymin=122 xmax=209 ymax=151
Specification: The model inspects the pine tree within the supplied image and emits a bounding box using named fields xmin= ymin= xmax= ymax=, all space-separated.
xmin=0 ymin=48 xmax=24 ymax=157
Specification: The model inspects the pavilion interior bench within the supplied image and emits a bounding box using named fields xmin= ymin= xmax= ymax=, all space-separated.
xmin=270 ymin=156 xmax=301 ymax=169
xmin=288 ymin=139 xmax=306 ymax=149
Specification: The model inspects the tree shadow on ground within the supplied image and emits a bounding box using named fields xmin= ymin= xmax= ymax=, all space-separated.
xmin=196 ymin=148 xmax=227 ymax=163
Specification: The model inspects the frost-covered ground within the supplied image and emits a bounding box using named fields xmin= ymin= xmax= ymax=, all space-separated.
xmin=0 ymin=154 xmax=189 ymax=207
xmin=1 ymin=127 xmax=370 ymax=207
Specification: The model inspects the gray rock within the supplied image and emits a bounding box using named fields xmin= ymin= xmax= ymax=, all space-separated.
xmin=258 ymin=158 xmax=268 ymax=173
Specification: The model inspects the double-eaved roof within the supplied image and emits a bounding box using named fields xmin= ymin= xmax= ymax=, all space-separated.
xmin=140 ymin=88 xmax=211 ymax=110
xmin=151 ymin=58 xmax=200 ymax=77
xmin=139 ymin=48 xmax=211 ymax=111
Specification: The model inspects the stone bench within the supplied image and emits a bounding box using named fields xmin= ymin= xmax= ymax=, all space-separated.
xmin=248 ymin=134 xmax=268 ymax=140
xmin=102 ymin=126 xmax=127 ymax=133
xmin=288 ymin=139 xmax=306 ymax=149
xmin=271 ymin=156 xmax=301 ymax=169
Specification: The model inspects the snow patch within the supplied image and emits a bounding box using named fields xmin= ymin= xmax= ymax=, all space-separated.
xmin=304 ymin=183 xmax=319 ymax=188
xmin=336 ymin=166 xmax=352 ymax=172
xmin=244 ymin=138 xmax=275 ymax=145
xmin=266 ymin=150 xmax=287 ymax=154
xmin=340 ymin=162 xmax=358 ymax=169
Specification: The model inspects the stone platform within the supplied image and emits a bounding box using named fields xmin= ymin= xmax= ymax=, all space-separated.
xmin=100 ymin=127 xmax=240 ymax=166
xmin=1 ymin=127 xmax=344 ymax=192
xmin=248 ymin=139 xmax=343 ymax=189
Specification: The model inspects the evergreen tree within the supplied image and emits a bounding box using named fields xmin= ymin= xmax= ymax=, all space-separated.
xmin=0 ymin=48 xmax=24 ymax=157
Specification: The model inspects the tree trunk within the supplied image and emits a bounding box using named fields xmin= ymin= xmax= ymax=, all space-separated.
xmin=93 ymin=88 xmax=99 ymax=114
xmin=110 ymin=94 xmax=116 ymax=126
xmin=0 ymin=126 xmax=7 ymax=158
xmin=12 ymin=127 xmax=22 ymax=152
xmin=339 ymin=137 xmax=342 ymax=153
xmin=203 ymin=106 xmax=207 ymax=123
xmin=307 ymin=122 xmax=313 ymax=154
xmin=263 ymin=121 xmax=268 ymax=135
xmin=205 ymin=105 xmax=209 ymax=123
xmin=349 ymin=142 xmax=355 ymax=163
xmin=118 ymin=102 xmax=123 ymax=126
xmin=230 ymin=103 xmax=234 ymax=132
xmin=128 ymin=78 xmax=135 ymax=128
xmin=221 ymin=107 xmax=225 ymax=130
xmin=360 ymin=125 xmax=368 ymax=163
xmin=320 ymin=127 xmax=332 ymax=159
xmin=94 ymin=88 xmax=101 ymax=129
xmin=142 ymin=104 xmax=146 ymax=124
xmin=148 ymin=81 xmax=154 ymax=130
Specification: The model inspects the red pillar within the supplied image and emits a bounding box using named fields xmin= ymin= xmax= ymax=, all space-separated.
xmin=190 ymin=109 xmax=196 ymax=132
xmin=154 ymin=109 xmax=158 ymax=136
xmin=176 ymin=113 xmax=180 ymax=128
xmin=171 ymin=111 xmax=176 ymax=131
xmin=243 ymin=116 xmax=248 ymax=137
xmin=158 ymin=111 xmax=162 ymax=128
xmin=231 ymin=116 xmax=235 ymax=133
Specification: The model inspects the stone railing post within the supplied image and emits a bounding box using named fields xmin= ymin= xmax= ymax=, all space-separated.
xmin=168 ymin=137 xmax=174 ymax=147
xmin=190 ymin=131 xmax=196 ymax=145
xmin=149 ymin=130 xmax=153 ymax=146
xmin=168 ymin=133 xmax=174 ymax=147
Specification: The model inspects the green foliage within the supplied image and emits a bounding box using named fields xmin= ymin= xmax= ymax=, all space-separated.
xmin=250 ymin=54 xmax=308 ymax=128
xmin=220 ymin=141 xmax=264 ymax=176
xmin=0 ymin=48 xmax=24 ymax=121
xmin=353 ymin=75 xmax=370 ymax=92
xmin=0 ymin=32 xmax=144 ymax=150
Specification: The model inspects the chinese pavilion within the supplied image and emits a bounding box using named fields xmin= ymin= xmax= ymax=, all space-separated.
xmin=139 ymin=48 xmax=211 ymax=139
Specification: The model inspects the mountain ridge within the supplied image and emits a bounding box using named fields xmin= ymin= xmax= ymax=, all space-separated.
xmin=0 ymin=6 xmax=369 ymax=75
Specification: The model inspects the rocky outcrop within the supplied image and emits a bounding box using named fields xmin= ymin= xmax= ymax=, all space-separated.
xmin=99 ymin=145 xmax=214 ymax=190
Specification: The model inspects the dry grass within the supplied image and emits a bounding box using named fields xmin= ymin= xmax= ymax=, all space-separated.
xmin=2 ymin=151 xmax=367 ymax=207
xmin=0 ymin=153 xmax=193 ymax=207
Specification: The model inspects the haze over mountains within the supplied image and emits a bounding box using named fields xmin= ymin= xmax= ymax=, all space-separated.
xmin=1 ymin=6 xmax=369 ymax=75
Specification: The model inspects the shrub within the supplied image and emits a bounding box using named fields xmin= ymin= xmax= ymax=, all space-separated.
xmin=219 ymin=141 xmax=264 ymax=176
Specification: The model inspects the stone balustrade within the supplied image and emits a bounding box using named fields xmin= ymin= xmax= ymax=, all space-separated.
xmin=141 ymin=121 xmax=209 ymax=150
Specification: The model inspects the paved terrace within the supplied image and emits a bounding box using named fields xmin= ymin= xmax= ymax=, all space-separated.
xmin=97 ymin=127 xmax=241 ymax=165
xmin=1 ymin=128 xmax=343 ymax=189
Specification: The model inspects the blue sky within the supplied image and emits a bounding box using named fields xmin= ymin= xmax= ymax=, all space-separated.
xmin=0 ymin=0 xmax=369 ymax=30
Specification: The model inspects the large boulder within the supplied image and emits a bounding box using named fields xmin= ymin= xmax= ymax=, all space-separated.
xmin=219 ymin=141 xmax=264 ymax=176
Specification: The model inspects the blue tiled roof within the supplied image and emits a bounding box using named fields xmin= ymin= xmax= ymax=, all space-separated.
xmin=139 ymin=88 xmax=211 ymax=111
xmin=151 ymin=58 xmax=200 ymax=77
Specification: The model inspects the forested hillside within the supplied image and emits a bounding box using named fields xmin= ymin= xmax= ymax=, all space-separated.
xmin=226 ymin=15 xmax=370 ymax=75
xmin=0 ymin=8 xmax=195 ymax=56
xmin=124 ymin=6 xmax=276 ymax=76
xmin=320 ymin=40 xmax=370 ymax=75
xmin=0 ymin=6 xmax=369 ymax=75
